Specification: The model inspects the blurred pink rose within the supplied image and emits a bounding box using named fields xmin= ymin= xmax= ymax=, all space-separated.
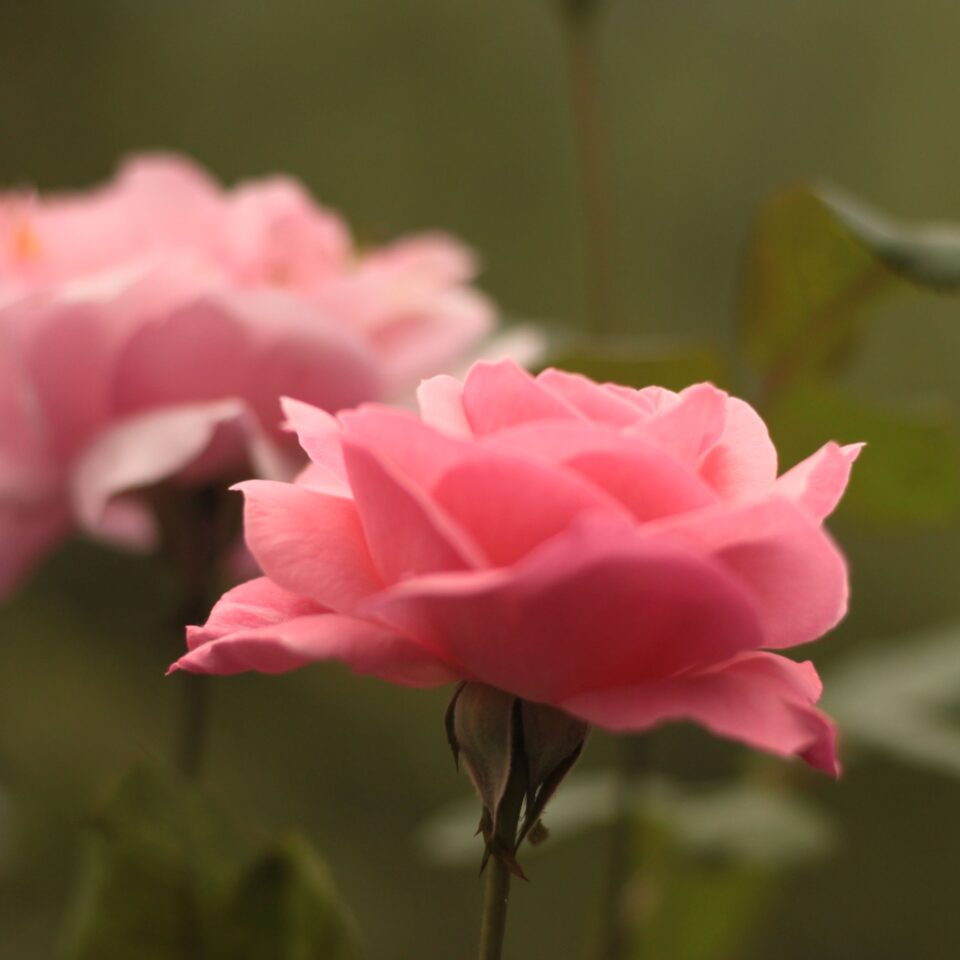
xmin=173 ymin=360 xmax=861 ymax=775
xmin=0 ymin=155 xmax=495 ymax=595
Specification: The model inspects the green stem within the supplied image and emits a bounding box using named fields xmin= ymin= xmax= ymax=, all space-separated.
xmin=155 ymin=485 xmax=238 ymax=782
xmin=478 ymin=857 xmax=512 ymax=960
xmin=560 ymin=0 xmax=618 ymax=335
xmin=476 ymin=705 xmax=529 ymax=960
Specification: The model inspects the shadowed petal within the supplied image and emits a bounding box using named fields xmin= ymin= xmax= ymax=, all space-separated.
xmin=563 ymin=651 xmax=839 ymax=776
xmin=173 ymin=576 xmax=455 ymax=686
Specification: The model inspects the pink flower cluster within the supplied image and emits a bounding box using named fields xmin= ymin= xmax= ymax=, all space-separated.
xmin=0 ymin=155 xmax=494 ymax=595
xmin=173 ymin=360 xmax=860 ymax=775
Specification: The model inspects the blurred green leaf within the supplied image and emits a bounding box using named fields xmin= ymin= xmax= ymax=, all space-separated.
xmin=626 ymin=780 xmax=831 ymax=960
xmin=769 ymin=383 xmax=960 ymax=525
xmin=219 ymin=835 xmax=361 ymax=960
xmin=631 ymin=839 xmax=772 ymax=960
xmin=64 ymin=767 xmax=239 ymax=960
xmin=826 ymin=624 xmax=960 ymax=777
xmin=418 ymin=772 xmax=831 ymax=868
xmin=544 ymin=337 xmax=728 ymax=390
xmin=639 ymin=778 xmax=832 ymax=866
xmin=63 ymin=767 xmax=358 ymax=960
xmin=740 ymin=182 xmax=960 ymax=386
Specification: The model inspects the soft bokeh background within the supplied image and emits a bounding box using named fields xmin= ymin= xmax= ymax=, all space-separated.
xmin=3 ymin=1 xmax=960 ymax=957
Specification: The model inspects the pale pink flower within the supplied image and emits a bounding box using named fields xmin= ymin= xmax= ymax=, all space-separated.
xmin=0 ymin=155 xmax=495 ymax=595
xmin=173 ymin=360 xmax=861 ymax=775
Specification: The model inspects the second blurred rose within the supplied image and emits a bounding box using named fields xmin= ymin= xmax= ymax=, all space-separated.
xmin=0 ymin=154 xmax=501 ymax=597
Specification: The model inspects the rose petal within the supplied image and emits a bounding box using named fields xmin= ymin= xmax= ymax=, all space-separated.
xmin=235 ymin=480 xmax=382 ymax=611
xmin=429 ymin=452 xmax=630 ymax=566
xmin=342 ymin=439 xmax=486 ymax=581
xmin=632 ymin=382 xmax=728 ymax=466
xmin=562 ymin=651 xmax=839 ymax=775
xmin=488 ymin=422 xmax=717 ymax=523
xmin=173 ymin=576 xmax=455 ymax=686
xmin=417 ymin=374 xmax=472 ymax=437
xmin=71 ymin=400 xmax=260 ymax=535
xmin=776 ymin=442 xmax=864 ymax=521
xmin=698 ymin=396 xmax=779 ymax=500
xmin=462 ymin=360 xmax=581 ymax=435
xmin=650 ymin=496 xmax=849 ymax=649
xmin=536 ymin=368 xmax=645 ymax=427
xmin=363 ymin=516 xmax=764 ymax=703
xmin=280 ymin=397 xmax=349 ymax=495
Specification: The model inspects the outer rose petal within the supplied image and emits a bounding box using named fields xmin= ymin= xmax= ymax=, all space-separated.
xmin=362 ymin=516 xmax=764 ymax=704
xmin=235 ymin=480 xmax=382 ymax=612
xmin=698 ymin=397 xmax=778 ymax=500
xmin=280 ymin=397 xmax=349 ymax=494
xmin=462 ymin=360 xmax=581 ymax=435
xmin=562 ymin=651 xmax=839 ymax=775
xmin=173 ymin=577 xmax=455 ymax=686
xmin=71 ymin=400 xmax=276 ymax=537
xmin=776 ymin=442 xmax=864 ymax=521
xmin=370 ymin=288 xmax=495 ymax=396
xmin=650 ymin=497 xmax=849 ymax=650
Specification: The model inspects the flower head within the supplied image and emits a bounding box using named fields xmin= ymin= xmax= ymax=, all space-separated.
xmin=172 ymin=360 xmax=861 ymax=775
xmin=0 ymin=155 xmax=495 ymax=595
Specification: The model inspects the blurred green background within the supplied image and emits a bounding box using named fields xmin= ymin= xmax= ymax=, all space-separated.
xmin=3 ymin=1 xmax=960 ymax=957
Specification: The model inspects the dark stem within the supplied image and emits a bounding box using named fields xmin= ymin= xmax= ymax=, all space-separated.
xmin=478 ymin=856 xmax=512 ymax=960
xmin=154 ymin=485 xmax=238 ymax=782
xmin=477 ymin=704 xmax=529 ymax=960
xmin=560 ymin=0 xmax=618 ymax=335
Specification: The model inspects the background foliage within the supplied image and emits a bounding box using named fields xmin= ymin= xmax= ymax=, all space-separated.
xmin=3 ymin=1 xmax=960 ymax=957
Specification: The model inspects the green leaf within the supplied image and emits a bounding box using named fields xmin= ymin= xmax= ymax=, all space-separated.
xmin=218 ymin=835 xmax=361 ymax=960
xmin=819 ymin=185 xmax=960 ymax=291
xmin=63 ymin=767 xmax=239 ymax=960
xmin=740 ymin=182 xmax=960 ymax=383
xmin=627 ymin=780 xmax=832 ymax=960
xmin=543 ymin=337 xmax=728 ymax=390
xmin=826 ymin=623 xmax=960 ymax=777
xmin=768 ymin=383 xmax=960 ymax=525
xmin=631 ymin=842 xmax=773 ymax=960
xmin=63 ymin=767 xmax=359 ymax=960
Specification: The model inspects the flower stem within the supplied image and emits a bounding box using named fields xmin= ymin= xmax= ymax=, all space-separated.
xmin=154 ymin=484 xmax=238 ymax=782
xmin=476 ymin=711 xmax=529 ymax=960
xmin=478 ymin=856 xmax=513 ymax=960
xmin=559 ymin=0 xmax=618 ymax=335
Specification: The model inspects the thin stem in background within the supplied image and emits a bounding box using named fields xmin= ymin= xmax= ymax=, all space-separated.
xmin=559 ymin=0 xmax=619 ymax=336
xmin=154 ymin=484 xmax=239 ymax=783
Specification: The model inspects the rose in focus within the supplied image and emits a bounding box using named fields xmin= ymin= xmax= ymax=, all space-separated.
xmin=0 ymin=154 xmax=495 ymax=595
xmin=173 ymin=360 xmax=861 ymax=774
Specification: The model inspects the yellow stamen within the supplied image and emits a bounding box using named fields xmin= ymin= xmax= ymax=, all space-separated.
xmin=11 ymin=221 xmax=42 ymax=262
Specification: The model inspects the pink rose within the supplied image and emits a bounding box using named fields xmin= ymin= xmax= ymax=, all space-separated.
xmin=0 ymin=155 xmax=494 ymax=595
xmin=172 ymin=360 xmax=860 ymax=775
